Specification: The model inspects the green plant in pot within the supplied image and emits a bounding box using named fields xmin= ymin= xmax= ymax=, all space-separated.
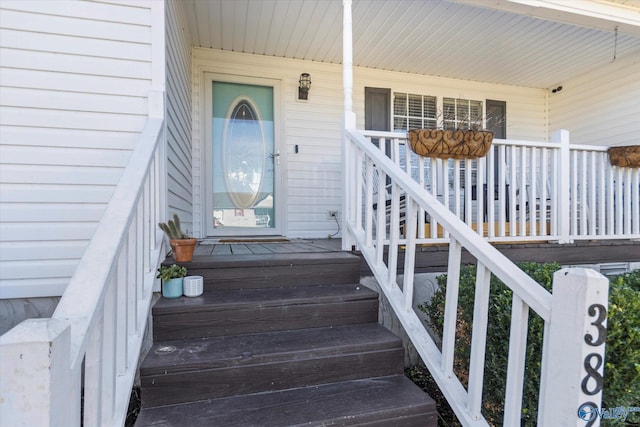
xmin=156 ymin=264 xmax=187 ymax=298
xmin=158 ymin=213 xmax=197 ymax=262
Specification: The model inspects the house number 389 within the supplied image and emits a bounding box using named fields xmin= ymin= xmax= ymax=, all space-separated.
xmin=579 ymin=303 xmax=607 ymax=426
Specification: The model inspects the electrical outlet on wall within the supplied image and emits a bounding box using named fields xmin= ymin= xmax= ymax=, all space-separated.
xmin=326 ymin=210 xmax=339 ymax=220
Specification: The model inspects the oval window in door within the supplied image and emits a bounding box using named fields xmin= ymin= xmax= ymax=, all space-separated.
xmin=222 ymin=98 xmax=266 ymax=209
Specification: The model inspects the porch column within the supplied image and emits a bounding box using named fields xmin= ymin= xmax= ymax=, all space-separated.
xmin=342 ymin=0 xmax=356 ymax=251
xmin=342 ymin=0 xmax=355 ymax=130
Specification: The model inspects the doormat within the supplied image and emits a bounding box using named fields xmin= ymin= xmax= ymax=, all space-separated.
xmin=217 ymin=238 xmax=290 ymax=243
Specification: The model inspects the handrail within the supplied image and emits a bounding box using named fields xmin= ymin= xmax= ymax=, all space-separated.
xmin=344 ymin=128 xmax=609 ymax=425
xmin=348 ymin=129 xmax=552 ymax=319
xmin=1 ymin=115 xmax=166 ymax=427
xmin=53 ymin=117 xmax=165 ymax=368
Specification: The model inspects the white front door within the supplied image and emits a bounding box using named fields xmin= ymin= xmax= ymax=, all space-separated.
xmin=204 ymin=74 xmax=282 ymax=236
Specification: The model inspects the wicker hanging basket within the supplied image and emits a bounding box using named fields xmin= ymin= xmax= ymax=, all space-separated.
xmin=408 ymin=129 xmax=494 ymax=160
xmin=608 ymin=145 xmax=640 ymax=168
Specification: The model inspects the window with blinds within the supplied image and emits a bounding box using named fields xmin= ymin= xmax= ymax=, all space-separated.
xmin=443 ymin=98 xmax=483 ymax=130
xmin=393 ymin=93 xmax=437 ymax=131
xmin=393 ymin=94 xmax=486 ymax=193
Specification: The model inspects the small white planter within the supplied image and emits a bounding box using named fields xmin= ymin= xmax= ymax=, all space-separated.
xmin=183 ymin=275 xmax=204 ymax=297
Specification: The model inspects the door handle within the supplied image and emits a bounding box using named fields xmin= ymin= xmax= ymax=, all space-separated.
xmin=269 ymin=150 xmax=280 ymax=165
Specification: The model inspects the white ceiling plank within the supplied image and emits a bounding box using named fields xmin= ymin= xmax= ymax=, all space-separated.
xmin=186 ymin=0 xmax=640 ymax=88
xmin=451 ymin=0 xmax=640 ymax=35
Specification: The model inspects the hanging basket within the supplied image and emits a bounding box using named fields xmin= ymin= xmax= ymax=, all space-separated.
xmin=408 ymin=129 xmax=494 ymax=160
xmin=608 ymin=145 xmax=640 ymax=168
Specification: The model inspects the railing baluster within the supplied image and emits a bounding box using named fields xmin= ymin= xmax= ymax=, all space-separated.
xmin=101 ymin=275 xmax=117 ymax=424
xmin=440 ymin=238 xmax=462 ymax=377
xmin=477 ymin=158 xmax=485 ymax=236
xmin=509 ymin=146 xmax=517 ymax=237
xmin=467 ymin=262 xmax=491 ymax=419
xmin=616 ymin=167 xmax=623 ymax=235
xmin=376 ymin=169 xmax=386 ymax=265
xmin=633 ymin=168 xmax=640 ymax=235
xmin=387 ymin=182 xmax=400 ymax=286
xmin=465 ymin=161 xmax=473 ymax=226
xmin=418 ymin=156 xmax=426 ymax=239
xmin=598 ymin=154 xmax=606 ymax=236
xmin=530 ymin=147 xmax=537 ymax=237
xmin=84 ymin=306 xmax=104 ymax=426
xmin=454 ymin=159 xmax=461 ymax=220
xmin=127 ymin=219 xmax=138 ymax=335
xmin=403 ymin=197 xmax=417 ymax=311
xmin=519 ymin=147 xmax=526 ymax=237
xmin=116 ymin=248 xmax=128 ymax=376
xmin=498 ymin=145 xmax=506 ymax=237
xmin=487 ymin=149 xmax=495 ymax=238
xmin=443 ymin=159 xmax=450 ymax=239
xmin=607 ymin=164 xmax=615 ymax=235
xmin=580 ymin=151 xmax=588 ymax=236
xmin=550 ymin=144 xmax=559 ymax=236
xmin=540 ymin=147 xmax=548 ymax=237
xmin=365 ymin=158 xmax=374 ymax=247
xmin=571 ymin=150 xmax=578 ymax=236
xmin=431 ymin=158 xmax=439 ymax=239
xmin=624 ymin=168 xmax=632 ymax=234
xmin=355 ymin=148 xmax=363 ymax=232
xmin=589 ymin=152 xmax=597 ymax=235
xmin=503 ymin=294 xmax=529 ymax=426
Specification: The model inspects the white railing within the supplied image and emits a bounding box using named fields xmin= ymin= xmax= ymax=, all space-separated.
xmin=0 ymin=117 xmax=166 ymax=427
xmin=345 ymin=128 xmax=610 ymax=426
xmin=362 ymin=130 xmax=640 ymax=244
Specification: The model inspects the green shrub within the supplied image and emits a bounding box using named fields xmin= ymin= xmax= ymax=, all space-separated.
xmin=602 ymin=270 xmax=640 ymax=425
xmin=419 ymin=264 xmax=640 ymax=426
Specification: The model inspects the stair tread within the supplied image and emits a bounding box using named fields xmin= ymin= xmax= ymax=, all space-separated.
xmin=135 ymin=375 xmax=437 ymax=427
xmin=175 ymin=251 xmax=361 ymax=268
xmin=152 ymin=283 xmax=377 ymax=315
xmin=141 ymin=323 xmax=400 ymax=376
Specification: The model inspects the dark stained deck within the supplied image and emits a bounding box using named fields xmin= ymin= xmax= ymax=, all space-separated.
xmin=193 ymin=238 xmax=640 ymax=274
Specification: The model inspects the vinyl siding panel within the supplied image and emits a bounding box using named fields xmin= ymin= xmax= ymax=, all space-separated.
xmin=165 ymin=0 xmax=193 ymax=231
xmin=549 ymin=52 xmax=640 ymax=147
xmin=192 ymin=48 xmax=547 ymax=239
xmin=0 ymin=0 xmax=153 ymax=298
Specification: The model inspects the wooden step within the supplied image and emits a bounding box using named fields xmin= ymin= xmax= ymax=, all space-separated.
xmin=169 ymin=251 xmax=361 ymax=290
xmin=140 ymin=324 xmax=404 ymax=408
xmin=152 ymin=284 xmax=378 ymax=341
xmin=135 ymin=374 xmax=437 ymax=427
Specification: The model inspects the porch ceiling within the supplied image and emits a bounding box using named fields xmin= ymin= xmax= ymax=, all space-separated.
xmin=184 ymin=0 xmax=640 ymax=89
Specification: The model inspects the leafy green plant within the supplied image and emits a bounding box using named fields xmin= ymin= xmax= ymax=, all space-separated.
xmin=156 ymin=264 xmax=187 ymax=281
xmin=419 ymin=264 xmax=640 ymax=426
xmin=158 ymin=213 xmax=190 ymax=240
xmin=601 ymin=269 xmax=640 ymax=425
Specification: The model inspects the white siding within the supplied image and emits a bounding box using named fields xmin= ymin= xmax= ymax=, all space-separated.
xmin=549 ymin=52 xmax=640 ymax=147
xmin=192 ymin=48 xmax=547 ymax=239
xmin=0 ymin=0 xmax=154 ymax=298
xmin=165 ymin=0 xmax=193 ymax=230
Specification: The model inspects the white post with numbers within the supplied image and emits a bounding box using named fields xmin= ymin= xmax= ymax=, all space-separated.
xmin=538 ymin=268 xmax=609 ymax=426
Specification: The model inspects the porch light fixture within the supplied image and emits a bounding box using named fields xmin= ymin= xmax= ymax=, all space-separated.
xmin=298 ymin=73 xmax=311 ymax=100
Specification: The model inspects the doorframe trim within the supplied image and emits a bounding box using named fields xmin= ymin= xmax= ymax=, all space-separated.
xmin=198 ymin=72 xmax=285 ymax=238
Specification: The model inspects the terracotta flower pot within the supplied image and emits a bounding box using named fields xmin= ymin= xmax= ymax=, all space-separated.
xmin=170 ymin=238 xmax=197 ymax=262
xmin=408 ymin=129 xmax=494 ymax=160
